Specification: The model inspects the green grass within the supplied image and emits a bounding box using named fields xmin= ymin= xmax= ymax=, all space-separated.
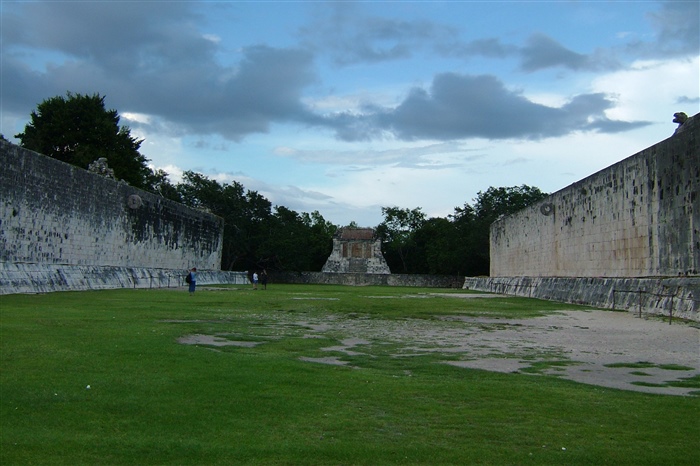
xmin=518 ymin=360 xmax=581 ymax=375
xmin=2 ymin=285 xmax=699 ymax=465
xmin=606 ymin=363 xmax=699 ymax=390
xmin=604 ymin=362 xmax=694 ymax=371
xmin=604 ymin=361 xmax=656 ymax=369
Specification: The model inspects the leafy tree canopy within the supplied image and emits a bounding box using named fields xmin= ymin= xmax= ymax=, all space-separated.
xmin=15 ymin=92 xmax=154 ymax=190
xmin=454 ymin=185 xmax=548 ymax=223
xmin=378 ymin=186 xmax=548 ymax=276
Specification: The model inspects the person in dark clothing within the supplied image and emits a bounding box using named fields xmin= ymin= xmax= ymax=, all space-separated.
xmin=187 ymin=267 xmax=197 ymax=294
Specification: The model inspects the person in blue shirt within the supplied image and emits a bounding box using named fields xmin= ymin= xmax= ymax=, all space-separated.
xmin=187 ymin=267 xmax=197 ymax=295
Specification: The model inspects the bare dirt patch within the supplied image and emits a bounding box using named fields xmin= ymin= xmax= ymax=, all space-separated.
xmin=175 ymin=304 xmax=699 ymax=396
xmin=294 ymin=309 xmax=699 ymax=396
xmin=177 ymin=334 xmax=263 ymax=348
xmin=437 ymin=311 xmax=699 ymax=395
xmin=299 ymin=356 xmax=353 ymax=366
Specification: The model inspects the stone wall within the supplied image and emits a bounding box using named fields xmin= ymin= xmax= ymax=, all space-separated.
xmin=0 ymin=262 xmax=248 ymax=294
xmin=490 ymin=113 xmax=699 ymax=278
xmin=0 ymin=141 xmax=223 ymax=270
xmin=272 ymin=271 xmax=463 ymax=288
xmin=463 ymin=276 xmax=699 ymax=322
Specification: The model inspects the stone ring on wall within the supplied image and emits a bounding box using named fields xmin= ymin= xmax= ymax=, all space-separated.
xmin=540 ymin=203 xmax=554 ymax=216
xmin=127 ymin=194 xmax=143 ymax=209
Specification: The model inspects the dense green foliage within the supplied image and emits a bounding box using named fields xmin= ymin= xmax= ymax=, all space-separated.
xmin=175 ymin=171 xmax=337 ymax=272
xmin=1 ymin=287 xmax=697 ymax=465
xmin=377 ymin=185 xmax=549 ymax=276
xmin=15 ymin=92 xmax=159 ymax=191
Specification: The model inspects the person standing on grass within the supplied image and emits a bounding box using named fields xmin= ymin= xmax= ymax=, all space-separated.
xmin=187 ymin=267 xmax=197 ymax=295
xmin=252 ymin=271 xmax=258 ymax=290
xmin=261 ymin=269 xmax=268 ymax=290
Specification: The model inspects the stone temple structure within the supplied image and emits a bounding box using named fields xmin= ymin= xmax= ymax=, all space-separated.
xmin=321 ymin=228 xmax=390 ymax=274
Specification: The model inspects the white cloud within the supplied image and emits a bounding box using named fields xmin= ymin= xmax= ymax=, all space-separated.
xmin=203 ymin=34 xmax=221 ymax=44
xmin=121 ymin=112 xmax=152 ymax=125
xmin=591 ymin=56 xmax=700 ymax=123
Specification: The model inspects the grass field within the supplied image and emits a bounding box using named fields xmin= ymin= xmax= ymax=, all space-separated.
xmin=1 ymin=285 xmax=698 ymax=465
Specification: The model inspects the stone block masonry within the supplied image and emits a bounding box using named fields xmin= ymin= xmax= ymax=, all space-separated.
xmin=490 ymin=113 xmax=699 ymax=278
xmin=272 ymin=271 xmax=463 ymax=288
xmin=0 ymin=262 xmax=248 ymax=295
xmin=1 ymin=140 xmax=223 ymax=271
xmin=321 ymin=228 xmax=391 ymax=274
xmin=463 ymin=276 xmax=699 ymax=322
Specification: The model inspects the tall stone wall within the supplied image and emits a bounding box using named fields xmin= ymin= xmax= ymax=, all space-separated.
xmin=490 ymin=113 xmax=699 ymax=278
xmin=0 ymin=141 xmax=223 ymax=271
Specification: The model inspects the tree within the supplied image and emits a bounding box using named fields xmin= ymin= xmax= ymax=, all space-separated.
xmin=468 ymin=185 xmax=548 ymax=222
xmin=452 ymin=185 xmax=548 ymax=275
xmin=146 ymin=169 xmax=182 ymax=202
xmin=373 ymin=186 xmax=548 ymax=276
xmin=250 ymin=207 xmax=335 ymax=273
xmin=412 ymin=217 xmax=461 ymax=275
xmin=302 ymin=211 xmax=337 ymax=271
xmin=15 ymin=92 xmax=153 ymax=189
xmin=176 ymin=171 xmax=270 ymax=271
xmin=376 ymin=207 xmax=427 ymax=273
xmin=174 ymin=171 xmax=337 ymax=273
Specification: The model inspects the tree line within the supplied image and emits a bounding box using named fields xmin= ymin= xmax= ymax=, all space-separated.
xmin=7 ymin=92 xmax=548 ymax=275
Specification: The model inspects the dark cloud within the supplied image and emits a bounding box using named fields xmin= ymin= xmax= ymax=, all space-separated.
xmin=301 ymin=1 xmax=697 ymax=72
xmin=298 ymin=3 xmax=622 ymax=73
xmin=324 ymin=73 xmax=650 ymax=141
xmin=676 ymin=95 xmax=700 ymax=105
xmin=0 ymin=1 xmax=666 ymax=146
xmin=2 ymin=2 xmax=318 ymax=142
xmin=439 ymin=34 xmax=621 ymax=73
xmin=436 ymin=38 xmax=518 ymax=60
xmin=299 ymin=2 xmax=455 ymax=65
xmin=5 ymin=2 xmax=213 ymax=73
xmin=158 ymin=45 xmax=318 ymax=141
xmin=621 ymin=1 xmax=699 ymax=59
xmin=520 ymin=34 xmax=597 ymax=72
xmin=646 ymin=1 xmax=700 ymax=56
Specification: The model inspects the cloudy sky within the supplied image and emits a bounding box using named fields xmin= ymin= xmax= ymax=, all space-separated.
xmin=2 ymin=1 xmax=698 ymax=226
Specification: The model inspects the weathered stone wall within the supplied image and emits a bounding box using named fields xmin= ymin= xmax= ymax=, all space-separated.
xmin=0 ymin=262 xmax=249 ymax=295
xmin=272 ymin=271 xmax=463 ymax=288
xmin=463 ymin=276 xmax=699 ymax=322
xmin=0 ymin=141 xmax=223 ymax=270
xmin=490 ymin=113 xmax=699 ymax=278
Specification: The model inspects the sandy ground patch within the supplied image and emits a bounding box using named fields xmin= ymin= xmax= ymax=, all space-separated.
xmin=437 ymin=311 xmax=699 ymax=395
xmin=177 ymin=334 xmax=263 ymax=348
xmin=175 ymin=305 xmax=699 ymax=396
xmin=293 ymin=309 xmax=699 ymax=396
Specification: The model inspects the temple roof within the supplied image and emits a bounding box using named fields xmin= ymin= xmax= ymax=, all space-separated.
xmin=338 ymin=228 xmax=375 ymax=240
